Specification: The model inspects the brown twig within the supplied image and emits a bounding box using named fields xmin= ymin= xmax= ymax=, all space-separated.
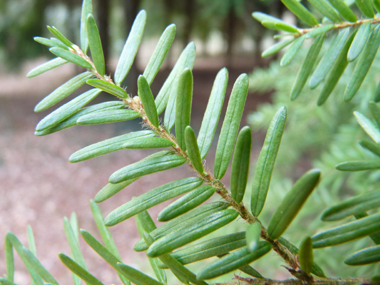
xmin=295 ymin=17 xmax=380 ymax=37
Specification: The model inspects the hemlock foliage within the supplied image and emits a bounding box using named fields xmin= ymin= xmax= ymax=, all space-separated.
xmin=3 ymin=0 xmax=380 ymax=284
xmin=248 ymin=48 xmax=380 ymax=277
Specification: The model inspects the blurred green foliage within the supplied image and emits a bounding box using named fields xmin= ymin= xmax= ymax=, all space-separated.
xmin=0 ymin=0 xmax=47 ymax=69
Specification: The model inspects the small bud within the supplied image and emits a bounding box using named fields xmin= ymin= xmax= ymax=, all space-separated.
xmin=132 ymin=96 xmax=141 ymax=109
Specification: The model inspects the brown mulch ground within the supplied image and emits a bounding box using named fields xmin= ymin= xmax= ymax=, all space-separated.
xmin=0 ymin=57 xmax=270 ymax=283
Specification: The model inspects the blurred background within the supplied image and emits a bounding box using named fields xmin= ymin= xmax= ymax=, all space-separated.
xmin=1 ymin=0 xmax=380 ymax=283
